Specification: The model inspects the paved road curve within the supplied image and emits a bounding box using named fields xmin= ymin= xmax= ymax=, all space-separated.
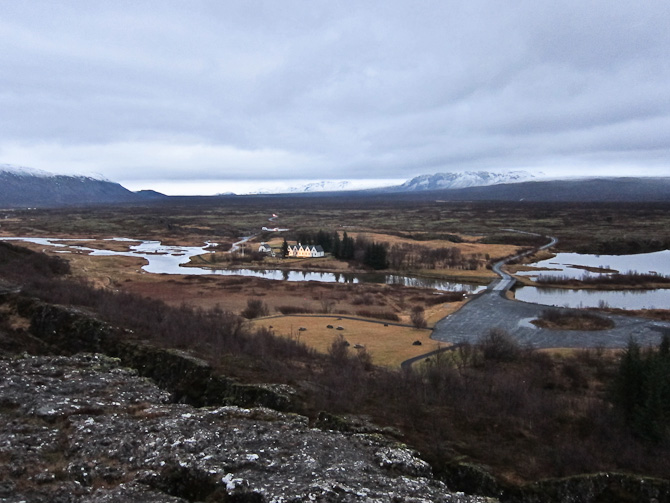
xmin=430 ymin=232 xmax=670 ymax=353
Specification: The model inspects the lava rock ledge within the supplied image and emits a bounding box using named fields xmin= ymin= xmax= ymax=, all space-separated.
xmin=0 ymin=353 xmax=497 ymax=502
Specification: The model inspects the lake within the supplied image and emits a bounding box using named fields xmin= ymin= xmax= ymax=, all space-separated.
xmin=516 ymin=250 xmax=670 ymax=279
xmin=513 ymin=249 xmax=670 ymax=309
xmin=515 ymin=285 xmax=670 ymax=310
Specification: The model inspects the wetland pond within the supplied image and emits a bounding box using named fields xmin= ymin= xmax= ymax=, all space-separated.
xmin=1 ymin=237 xmax=484 ymax=294
xmin=6 ymin=237 xmax=668 ymax=308
xmin=516 ymin=250 xmax=670 ymax=279
xmin=515 ymin=249 xmax=670 ymax=309
xmin=514 ymin=286 xmax=670 ymax=310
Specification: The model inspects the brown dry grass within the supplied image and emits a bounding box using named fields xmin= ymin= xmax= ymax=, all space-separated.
xmin=532 ymin=311 xmax=615 ymax=330
xmin=0 ymin=304 xmax=30 ymax=332
xmin=414 ymin=267 xmax=496 ymax=282
xmin=252 ymin=315 xmax=440 ymax=368
xmin=352 ymin=231 xmax=521 ymax=259
xmin=4 ymin=236 xmax=471 ymax=367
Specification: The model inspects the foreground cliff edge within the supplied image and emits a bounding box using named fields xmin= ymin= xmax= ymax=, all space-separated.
xmin=2 ymin=288 xmax=670 ymax=502
xmin=0 ymin=288 xmax=495 ymax=502
xmin=1 ymin=353 xmax=496 ymax=502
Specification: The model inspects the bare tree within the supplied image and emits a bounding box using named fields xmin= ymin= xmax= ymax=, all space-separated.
xmin=410 ymin=305 xmax=427 ymax=329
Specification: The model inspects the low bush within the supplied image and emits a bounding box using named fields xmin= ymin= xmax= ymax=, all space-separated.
xmin=425 ymin=292 xmax=466 ymax=305
xmin=241 ymin=298 xmax=269 ymax=319
xmin=0 ymin=241 xmax=70 ymax=279
xmin=276 ymin=305 xmax=314 ymax=315
xmin=478 ymin=328 xmax=522 ymax=362
xmin=351 ymin=294 xmax=374 ymax=306
xmin=354 ymin=310 xmax=400 ymax=322
xmin=535 ymin=309 xmax=614 ymax=330
xmin=410 ymin=305 xmax=427 ymax=329
xmin=537 ymin=271 xmax=670 ymax=287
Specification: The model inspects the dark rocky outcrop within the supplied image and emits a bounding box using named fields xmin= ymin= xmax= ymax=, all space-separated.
xmin=3 ymin=292 xmax=670 ymax=502
xmin=0 ymin=353 xmax=496 ymax=502
xmin=15 ymin=297 xmax=295 ymax=411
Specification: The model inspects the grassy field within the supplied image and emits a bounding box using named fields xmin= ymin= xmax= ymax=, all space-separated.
xmin=252 ymin=315 xmax=439 ymax=368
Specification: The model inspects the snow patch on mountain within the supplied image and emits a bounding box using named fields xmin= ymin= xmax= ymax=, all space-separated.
xmin=0 ymin=164 xmax=53 ymax=178
xmin=0 ymin=164 xmax=109 ymax=181
xmin=242 ymin=179 xmax=398 ymax=195
xmin=287 ymin=180 xmax=354 ymax=193
xmin=398 ymin=171 xmax=538 ymax=191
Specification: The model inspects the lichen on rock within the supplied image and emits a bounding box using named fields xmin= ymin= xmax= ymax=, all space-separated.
xmin=0 ymin=353 xmax=497 ymax=502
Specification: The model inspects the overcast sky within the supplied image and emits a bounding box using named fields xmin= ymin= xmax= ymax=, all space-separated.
xmin=1 ymin=1 xmax=669 ymax=194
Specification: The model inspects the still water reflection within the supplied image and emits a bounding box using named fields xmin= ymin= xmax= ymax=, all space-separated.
xmin=517 ymin=250 xmax=670 ymax=280
xmin=515 ymin=286 xmax=670 ymax=310
xmin=1 ymin=237 xmax=483 ymax=293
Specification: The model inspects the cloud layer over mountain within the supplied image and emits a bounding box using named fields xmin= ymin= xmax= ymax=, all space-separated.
xmin=1 ymin=2 xmax=669 ymax=194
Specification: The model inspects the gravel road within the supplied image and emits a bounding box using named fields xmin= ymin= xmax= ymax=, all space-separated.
xmin=432 ymin=232 xmax=669 ymax=350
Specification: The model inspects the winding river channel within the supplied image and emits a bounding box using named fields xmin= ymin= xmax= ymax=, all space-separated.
xmin=0 ymin=237 xmax=483 ymax=293
xmin=3 ymin=236 xmax=668 ymax=310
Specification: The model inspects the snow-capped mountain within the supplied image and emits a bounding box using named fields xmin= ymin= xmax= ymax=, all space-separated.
xmin=0 ymin=164 xmax=111 ymax=182
xmin=0 ymin=164 xmax=54 ymax=178
xmin=287 ymin=180 xmax=354 ymax=193
xmin=0 ymin=164 xmax=163 ymax=208
xmin=243 ymin=179 xmax=391 ymax=195
xmin=395 ymin=171 xmax=537 ymax=191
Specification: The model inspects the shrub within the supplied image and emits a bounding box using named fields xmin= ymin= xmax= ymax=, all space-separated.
xmin=328 ymin=334 xmax=350 ymax=363
xmin=536 ymin=309 xmax=614 ymax=330
xmin=478 ymin=328 xmax=521 ymax=362
xmin=241 ymin=298 xmax=269 ymax=319
xmin=354 ymin=310 xmax=400 ymax=322
xmin=276 ymin=305 xmax=314 ymax=315
xmin=612 ymin=336 xmax=670 ymax=441
xmin=410 ymin=306 xmax=427 ymax=329
xmin=352 ymin=294 xmax=374 ymax=306
xmin=0 ymin=241 xmax=71 ymax=279
xmin=425 ymin=292 xmax=466 ymax=305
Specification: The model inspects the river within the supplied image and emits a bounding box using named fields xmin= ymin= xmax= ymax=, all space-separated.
xmin=1 ymin=237 xmax=483 ymax=293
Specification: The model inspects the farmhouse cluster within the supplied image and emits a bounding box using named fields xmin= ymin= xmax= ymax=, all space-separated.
xmin=257 ymin=242 xmax=325 ymax=258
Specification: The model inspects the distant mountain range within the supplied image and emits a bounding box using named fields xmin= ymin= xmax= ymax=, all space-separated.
xmin=290 ymin=180 xmax=354 ymax=193
xmin=411 ymin=176 xmax=670 ymax=202
xmin=0 ymin=164 xmax=166 ymax=208
xmin=2 ymin=164 xmax=670 ymax=207
xmin=270 ymin=172 xmax=670 ymax=202
xmin=247 ymin=180 xmax=359 ymax=194
xmin=257 ymin=171 xmax=536 ymax=194
xmin=387 ymin=170 xmax=537 ymax=192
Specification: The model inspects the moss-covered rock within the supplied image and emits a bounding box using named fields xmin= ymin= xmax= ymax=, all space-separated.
xmin=441 ymin=461 xmax=503 ymax=499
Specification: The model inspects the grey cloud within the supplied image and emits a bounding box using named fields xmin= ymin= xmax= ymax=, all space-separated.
xmin=1 ymin=1 xmax=669 ymax=192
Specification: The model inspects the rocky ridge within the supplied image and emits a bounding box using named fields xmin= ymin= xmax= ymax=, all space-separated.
xmin=0 ymin=353 xmax=495 ymax=502
xmin=2 ymin=291 xmax=669 ymax=502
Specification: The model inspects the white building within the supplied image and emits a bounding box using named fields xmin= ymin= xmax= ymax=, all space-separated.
xmin=287 ymin=243 xmax=325 ymax=258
